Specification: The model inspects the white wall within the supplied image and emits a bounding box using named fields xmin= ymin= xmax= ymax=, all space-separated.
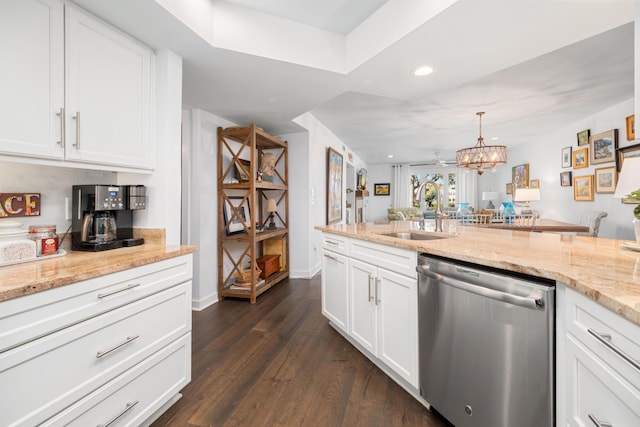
xmin=366 ymin=164 xmax=393 ymax=222
xmin=479 ymin=98 xmax=636 ymax=240
xmin=182 ymin=108 xmax=236 ymax=310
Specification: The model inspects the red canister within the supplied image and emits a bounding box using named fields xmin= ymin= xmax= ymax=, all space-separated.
xmin=29 ymin=225 xmax=59 ymax=256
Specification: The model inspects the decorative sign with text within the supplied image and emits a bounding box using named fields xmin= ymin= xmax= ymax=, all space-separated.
xmin=0 ymin=193 xmax=41 ymax=217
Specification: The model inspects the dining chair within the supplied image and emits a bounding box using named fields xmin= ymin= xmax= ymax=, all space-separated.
xmin=576 ymin=210 xmax=608 ymax=237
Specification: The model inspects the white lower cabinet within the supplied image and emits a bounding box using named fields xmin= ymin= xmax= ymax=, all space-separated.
xmin=0 ymin=254 xmax=193 ymax=427
xmin=320 ymin=233 xmax=419 ymax=391
xmin=563 ymin=287 xmax=640 ymax=427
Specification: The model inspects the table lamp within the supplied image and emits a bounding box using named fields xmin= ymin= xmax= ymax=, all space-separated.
xmin=513 ymin=188 xmax=540 ymax=214
xmin=266 ymin=198 xmax=278 ymax=229
xmin=482 ymin=191 xmax=499 ymax=209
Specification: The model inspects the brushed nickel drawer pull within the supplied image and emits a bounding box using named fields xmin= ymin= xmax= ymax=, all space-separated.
xmin=375 ymin=277 xmax=381 ymax=305
xmin=56 ymin=107 xmax=64 ymax=146
xmin=325 ymin=240 xmax=339 ymax=246
xmin=367 ymin=275 xmax=373 ymax=302
xmin=588 ymin=413 xmax=613 ymax=427
xmin=324 ymin=253 xmax=338 ymax=261
xmin=97 ymin=400 xmax=139 ymax=427
xmin=588 ymin=328 xmax=640 ymax=371
xmin=97 ymin=283 xmax=140 ymax=299
xmin=96 ymin=335 xmax=139 ymax=359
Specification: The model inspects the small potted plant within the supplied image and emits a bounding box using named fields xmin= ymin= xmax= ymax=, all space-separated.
xmin=626 ymin=188 xmax=640 ymax=242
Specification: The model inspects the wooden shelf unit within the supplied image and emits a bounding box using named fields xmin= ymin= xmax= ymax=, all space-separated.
xmin=217 ymin=124 xmax=289 ymax=303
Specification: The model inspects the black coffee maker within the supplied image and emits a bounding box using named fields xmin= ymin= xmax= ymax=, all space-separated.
xmin=71 ymin=184 xmax=146 ymax=251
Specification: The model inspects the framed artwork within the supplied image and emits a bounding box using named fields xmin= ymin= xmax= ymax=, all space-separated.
xmin=577 ymin=129 xmax=590 ymax=146
xmin=590 ymin=129 xmax=618 ymax=165
xmin=530 ymin=179 xmax=540 ymax=189
xmin=573 ymin=175 xmax=594 ymax=201
xmin=234 ymin=158 xmax=251 ymax=182
xmin=374 ymin=183 xmax=390 ymax=196
xmin=616 ymin=142 xmax=640 ymax=172
xmin=512 ymin=164 xmax=529 ymax=189
xmin=560 ymin=171 xmax=572 ymax=187
xmin=626 ymin=115 xmax=635 ymax=141
xmin=561 ymin=146 xmax=572 ymax=168
xmin=506 ymin=182 xmax=513 ymax=195
xmin=573 ymin=147 xmax=588 ymax=169
xmin=326 ymin=147 xmax=343 ymax=224
xmin=223 ymin=196 xmax=250 ymax=235
xmin=595 ymin=166 xmax=617 ymax=194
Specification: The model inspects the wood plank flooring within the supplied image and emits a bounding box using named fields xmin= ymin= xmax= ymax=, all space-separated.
xmin=152 ymin=275 xmax=449 ymax=427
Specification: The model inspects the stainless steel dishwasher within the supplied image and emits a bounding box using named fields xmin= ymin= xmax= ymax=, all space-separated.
xmin=417 ymin=254 xmax=555 ymax=427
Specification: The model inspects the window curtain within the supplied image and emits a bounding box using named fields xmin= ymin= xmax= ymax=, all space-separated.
xmin=456 ymin=168 xmax=478 ymax=209
xmin=392 ymin=164 xmax=411 ymax=208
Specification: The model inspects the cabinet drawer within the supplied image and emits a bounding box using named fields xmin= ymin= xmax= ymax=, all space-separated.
xmin=349 ymin=238 xmax=416 ymax=278
xmin=0 ymin=254 xmax=192 ymax=353
xmin=566 ymin=334 xmax=640 ymax=426
xmin=322 ymin=233 xmax=349 ymax=255
xmin=42 ymin=334 xmax=191 ymax=427
xmin=566 ymin=288 xmax=640 ymax=386
xmin=0 ymin=282 xmax=191 ymax=426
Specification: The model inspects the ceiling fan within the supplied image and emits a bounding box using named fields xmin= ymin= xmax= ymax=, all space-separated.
xmin=412 ymin=152 xmax=457 ymax=168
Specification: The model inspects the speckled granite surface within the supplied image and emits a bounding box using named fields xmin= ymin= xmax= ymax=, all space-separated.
xmin=0 ymin=229 xmax=196 ymax=302
xmin=317 ymin=220 xmax=640 ymax=327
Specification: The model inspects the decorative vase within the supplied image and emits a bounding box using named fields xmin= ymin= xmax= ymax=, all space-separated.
xmin=457 ymin=202 xmax=470 ymax=216
xmin=502 ymin=202 xmax=515 ymax=223
xmin=634 ymin=218 xmax=640 ymax=243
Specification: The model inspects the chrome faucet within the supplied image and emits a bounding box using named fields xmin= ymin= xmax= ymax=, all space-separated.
xmin=414 ymin=179 xmax=446 ymax=232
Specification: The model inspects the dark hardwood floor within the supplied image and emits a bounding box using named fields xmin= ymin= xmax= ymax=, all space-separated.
xmin=152 ymin=275 xmax=448 ymax=427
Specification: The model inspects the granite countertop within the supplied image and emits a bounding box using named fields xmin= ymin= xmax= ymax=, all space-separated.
xmin=317 ymin=220 xmax=640 ymax=327
xmin=0 ymin=234 xmax=197 ymax=302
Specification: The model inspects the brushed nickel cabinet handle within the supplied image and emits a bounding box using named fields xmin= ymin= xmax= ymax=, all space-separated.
xmin=375 ymin=277 xmax=381 ymax=305
xmin=97 ymin=283 xmax=140 ymax=299
xmin=588 ymin=413 xmax=613 ymax=427
xmin=324 ymin=253 xmax=338 ymax=261
xmin=367 ymin=275 xmax=372 ymax=302
xmin=72 ymin=111 xmax=80 ymax=148
xmin=97 ymin=400 xmax=139 ymax=427
xmin=56 ymin=107 xmax=64 ymax=146
xmin=96 ymin=335 xmax=139 ymax=359
xmin=588 ymin=328 xmax=640 ymax=371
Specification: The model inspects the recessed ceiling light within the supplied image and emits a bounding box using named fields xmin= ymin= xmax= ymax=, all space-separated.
xmin=413 ymin=66 xmax=434 ymax=76
xmin=387 ymin=154 xmax=394 ymax=158
xmin=491 ymin=137 xmax=499 ymax=141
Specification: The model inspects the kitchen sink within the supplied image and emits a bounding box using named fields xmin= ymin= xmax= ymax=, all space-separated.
xmin=379 ymin=231 xmax=450 ymax=241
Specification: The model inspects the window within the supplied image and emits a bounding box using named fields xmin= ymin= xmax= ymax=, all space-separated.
xmin=410 ymin=168 xmax=457 ymax=210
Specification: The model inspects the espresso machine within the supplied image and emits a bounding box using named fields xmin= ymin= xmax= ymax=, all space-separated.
xmin=71 ymin=185 xmax=146 ymax=251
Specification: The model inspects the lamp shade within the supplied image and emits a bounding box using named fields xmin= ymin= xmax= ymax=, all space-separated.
xmin=482 ymin=191 xmax=499 ymax=200
xmin=266 ymin=198 xmax=278 ymax=212
xmin=513 ymin=188 xmax=540 ymax=202
xmin=614 ymin=157 xmax=640 ymax=198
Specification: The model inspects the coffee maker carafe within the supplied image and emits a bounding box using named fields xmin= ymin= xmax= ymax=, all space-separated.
xmin=72 ymin=185 xmax=146 ymax=251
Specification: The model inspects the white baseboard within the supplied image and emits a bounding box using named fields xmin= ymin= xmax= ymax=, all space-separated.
xmin=192 ymin=292 xmax=218 ymax=311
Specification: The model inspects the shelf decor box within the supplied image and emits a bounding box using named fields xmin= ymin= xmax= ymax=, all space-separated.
xmin=256 ymin=255 xmax=280 ymax=279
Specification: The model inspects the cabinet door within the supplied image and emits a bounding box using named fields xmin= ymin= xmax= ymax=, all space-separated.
xmin=378 ymin=268 xmax=418 ymax=387
xmin=65 ymin=5 xmax=153 ymax=169
xmin=321 ymin=250 xmax=349 ymax=332
xmin=348 ymin=258 xmax=378 ymax=355
xmin=0 ymin=0 xmax=64 ymax=159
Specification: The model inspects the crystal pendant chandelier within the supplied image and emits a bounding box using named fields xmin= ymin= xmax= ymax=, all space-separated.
xmin=456 ymin=112 xmax=507 ymax=175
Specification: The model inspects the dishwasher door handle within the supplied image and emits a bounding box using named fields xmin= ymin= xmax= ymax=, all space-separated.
xmin=416 ymin=265 xmax=544 ymax=310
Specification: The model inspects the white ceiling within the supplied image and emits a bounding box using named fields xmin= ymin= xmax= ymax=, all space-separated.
xmin=72 ymin=0 xmax=635 ymax=165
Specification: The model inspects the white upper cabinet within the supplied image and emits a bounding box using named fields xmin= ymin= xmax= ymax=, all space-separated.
xmin=0 ymin=0 xmax=64 ymax=159
xmin=0 ymin=0 xmax=154 ymax=171
xmin=65 ymin=5 xmax=153 ymax=169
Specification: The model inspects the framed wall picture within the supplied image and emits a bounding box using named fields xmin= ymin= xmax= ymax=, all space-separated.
xmin=560 ymin=171 xmax=572 ymax=187
xmin=589 ymin=129 xmax=618 ymax=165
xmin=573 ymin=175 xmax=594 ymax=201
xmin=595 ymin=166 xmax=616 ymax=194
xmin=512 ymin=163 xmax=529 ymax=189
xmin=326 ymin=147 xmax=343 ymax=224
xmin=626 ymin=115 xmax=635 ymax=141
xmin=577 ymin=129 xmax=590 ymax=146
xmin=506 ymin=182 xmax=513 ymax=195
xmin=530 ymin=179 xmax=540 ymax=189
xmin=234 ymin=158 xmax=251 ymax=182
xmin=561 ymin=146 xmax=572 ymax=168
xmin=222 ymin=195 xmax=251 ymax=235
xmin=374 ymin=183 xmax=390 ymax=196
xmin=573 ymin=147 xmax=588 ymax=169
xmin=616 ymin=142 xmax=640 ymax=172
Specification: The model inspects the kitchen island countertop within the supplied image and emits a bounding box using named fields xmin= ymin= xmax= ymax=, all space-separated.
xmin=0 ymin=243 xmax=197 ymax=302
xmin=317 ymin=220 xmax=640 ymax=327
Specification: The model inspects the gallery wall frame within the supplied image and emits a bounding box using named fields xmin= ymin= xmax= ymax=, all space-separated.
xmin=577 ymin=129 xmax=590 ymax=146
xmin=561 ymin=146 xmax=572 ymax=168
xmin=512 ymin=164 xmax=529 ymax=189
xmin=616 ymin=142 xmax=640 ymax=172
xmin=594 ymin=166 xmax=616 ymax=194
xmin=589 ymin=129 xmax=618 ymax=165
xmin=560 ymin=171 xmax=572 ymax=187
xmin=573 ymin=147 xmax=588 ymax=169
xmin=626 ymin=114 xmax=635 ymax=141
xmin=573 ymin=175 xmax=594 ymax=201
xmin=326 ymin=147 xmax=343 ymax=224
